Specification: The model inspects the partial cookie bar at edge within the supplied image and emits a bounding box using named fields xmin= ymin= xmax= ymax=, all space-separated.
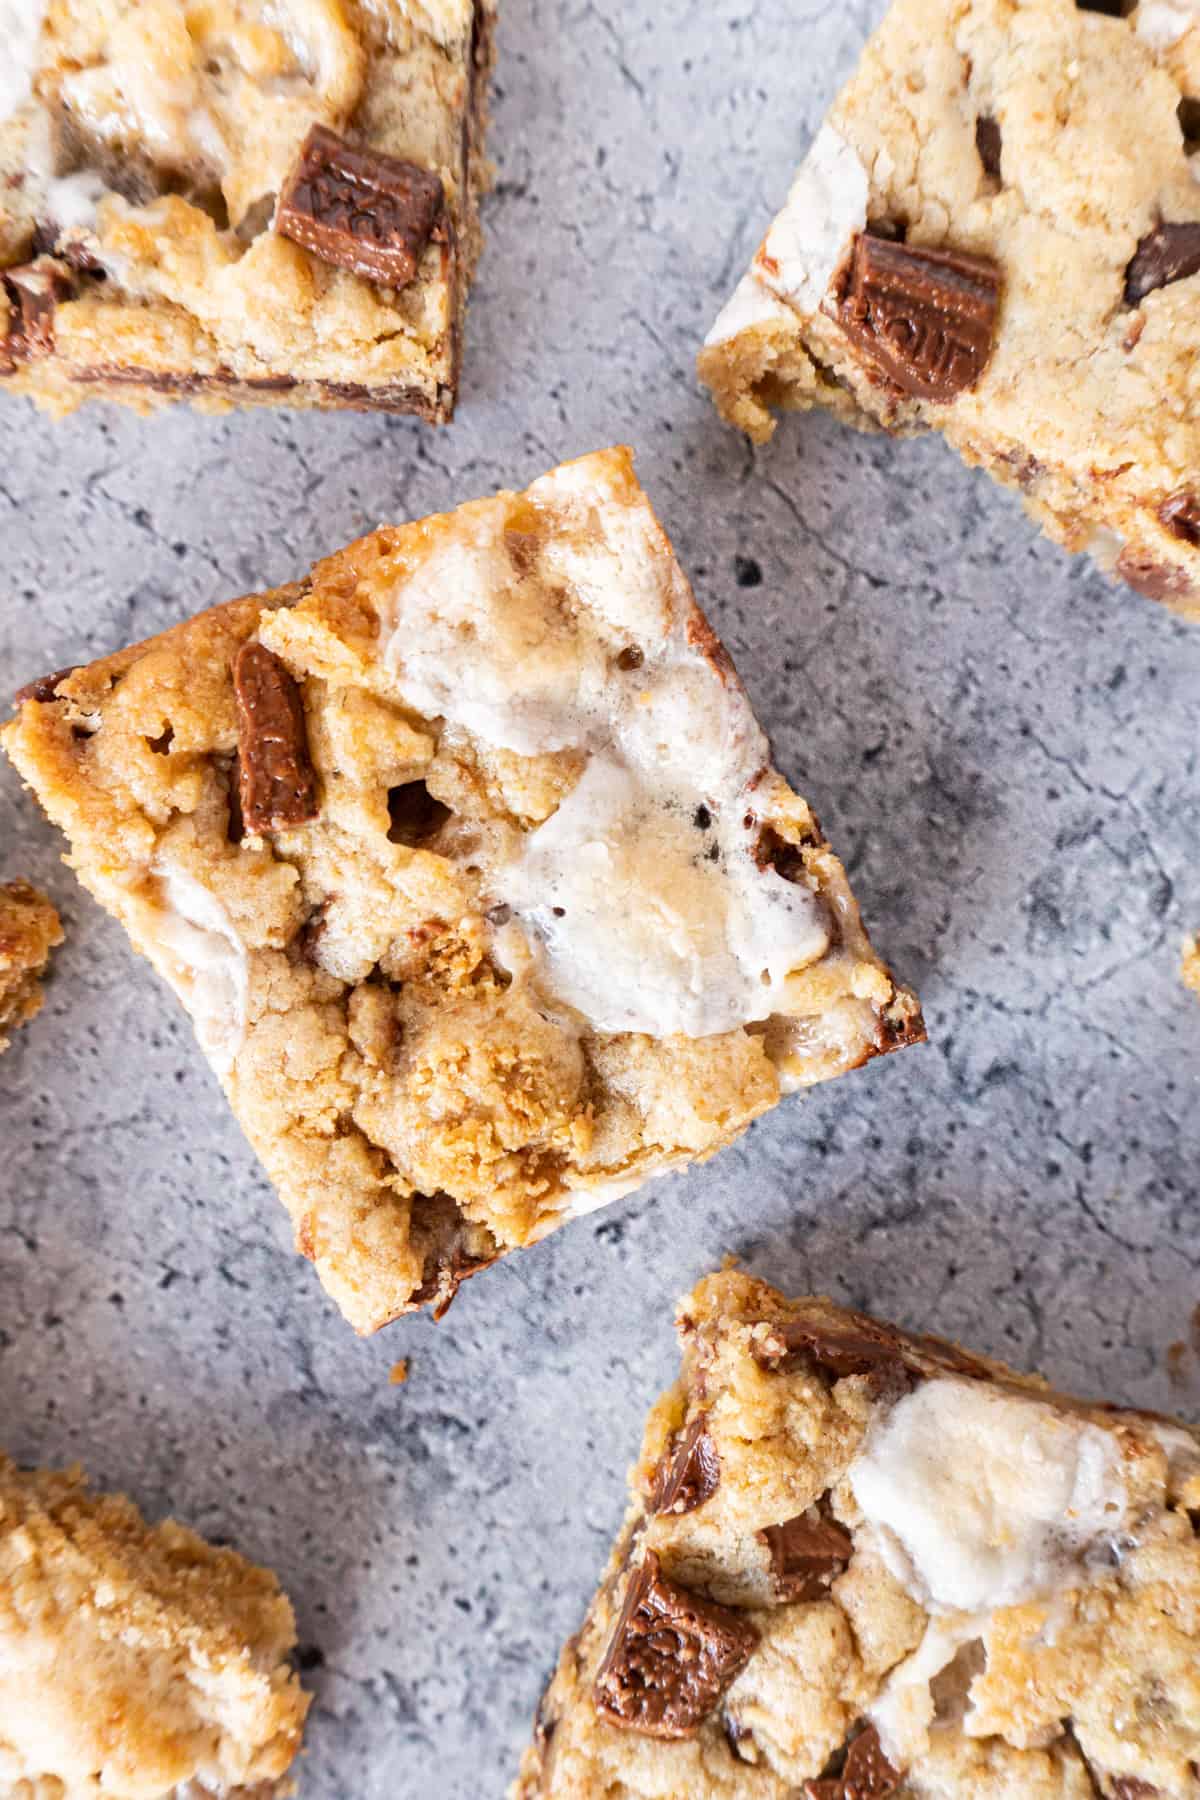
xmin=1184 ymin=934 xmax=1200 ymax=998
xmin=0 ymin=1 xmax=496 ymax=421
xmin=0 ymin=878 xmax=62 ymax=1050
xmin=1 ymin=448 xmax=923 ymax=1334
xmin=0 ymin=1453 xmax=309 ymax=1799
xmin=699 ymin=0 xmax=1200 ymax=618
xmin=514 ymin=1269 xmax=1200 ymax=1800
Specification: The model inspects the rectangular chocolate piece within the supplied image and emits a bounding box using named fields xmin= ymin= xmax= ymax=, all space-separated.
xmin=514 ymin=1270 xmax=1200 ymax=1799
xmin=2 ymin=449 xmax=921 ymax=1334
xmin=700 ymin=0 xmax=1200 ymax=618
xmin=275 ymin=125 xmax=444 ymax=289
xmin=0 ymin=1 xmax=495 ymax=421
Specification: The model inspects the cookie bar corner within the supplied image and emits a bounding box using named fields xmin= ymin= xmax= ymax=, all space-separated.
xmin=700 ymin=0 xmax=1200 ymax=617
xmin=516 ymin=1267 xmax=1200 ymax=1798
xmin=0 ymin=1450 xmax=310 ymax=1796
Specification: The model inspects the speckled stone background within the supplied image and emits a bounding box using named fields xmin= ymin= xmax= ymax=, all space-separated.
xmin=1 ymin=1 xmax=1199 ymax=1793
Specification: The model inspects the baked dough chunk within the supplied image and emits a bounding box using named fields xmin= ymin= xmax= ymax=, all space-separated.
xmin=1 ymin=448 xmax=922 ymax=1332
xmin=0 ymin=878 xmax=62 ymax=1051
xmin=0 ymin=0 xmax=495 ymax=421
xmin=515 ymin=1269 xmax=1200 ymax=1800
xmin=700 ymin=0 xmax=1200 ymax=618
xmin=0 ymin=1454 xmax=308 ymax=1799
xmin=1184 ymin=936 xmax=1200 ymax=998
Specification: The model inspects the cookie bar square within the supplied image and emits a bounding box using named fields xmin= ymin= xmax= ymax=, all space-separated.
xmin=516 ymin=1269 xmax=1200 ymax=1800
xmin=0 ymin=878 xmax=62 ymax=1051
xmin=0 ymin=1452 xmax=308 ymax=1797
xmin=699 ymin=0 xmax=1200 ymax=617
xmin=0 ymin=0 xmax=495 ymax=421
xmin=1 ymin=448 xmax=922 ymax=1333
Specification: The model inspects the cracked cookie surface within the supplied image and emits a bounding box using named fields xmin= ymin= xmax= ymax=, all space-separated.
xmin=700 ymin=0 xmax=1200 ymax=618
xmin=1 ymin=448 xmax=922 ymax=1332
xmin=0 ymin=878 xmax=62 ymax=1051
xmin=514 ymin=1269 xmax=1200 ymax=1800
xmin=0 ymin=0 xmax=495 ymax=420
xmin=0 ymin=1453 xmax=308 ymax=1800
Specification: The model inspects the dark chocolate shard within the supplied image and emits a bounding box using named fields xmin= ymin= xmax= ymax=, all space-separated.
xmin=592 ymin=1551 xmax=759 ymax=1739
xmin=1124 ymin=222 xmax=1200 ymax=306
xmin=760 ymin=1513 xmax=853 ymax=1601
xmin=752 ymin=1313 xmax=905 ymax=1379
xmin=13 ymin=664 xmax=80 ymax=707
xmin=835 ymin=232 xmax=1001 ymax=404
xmin=1075 ymin=0 xmax=1135 ymax=15
xmin=232 ymin=641 xmax=318 ymax=834
xmin=805 ymin=1724 xmax=903 ymax=1800
xmin=1160 ymin=491 xmax=1200 ymax=548
xmin=276 ymin=124 xmax=444 ymax=288
xmin=650 ymin=1415 xmax=721 ymax=1515
xmin=975 ymin=116 xmax=1003 ymax=180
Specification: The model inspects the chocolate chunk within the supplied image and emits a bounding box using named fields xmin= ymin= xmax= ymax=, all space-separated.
xmin=1160 ymin=491 xmax=1200 ymax=548
xmin=1 ymin=259 xmax=75 ymax=370
xmin=650 ymin=1415 xmax=721 ymax=1515
xmin=1124 ymin=222 xmax=1200 ymax=306
xmin=835 ymin=232 xmax=1001 ymax=403
xmin=752 ymin=1313 xmax=905 ymax=1379
xmin=1116 ymin=548 xmax=1195 ymax=606
xmin=232 ymin=642 xmax=318 ymax=834
xmin=760 ymin=1513 xmax=853 ymax=1601
xmin=1111 ymin=1782 xmax=1160 ymax=1800
xmin=13 ymin=664 xmax=80 ymax=706
xmin=275 ymin=124 xmax=444 ymax=288
xmin=975 ymin=116 xmax=1002 ymax=180
xmin=1180 ymin=98 xmax=1200 ymax=149
xmin=1075 ymin=1 xmax=1135 ymax=14
xmin=592 ymin=1552 xmax=759 ymax=1739
xmin=805 ymin=1725 xmax=903 ymax=1800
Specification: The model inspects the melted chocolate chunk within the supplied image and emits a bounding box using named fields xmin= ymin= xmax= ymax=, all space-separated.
xmin=752 ymin=1313 xmax=906 ymax=1379
xmin=650 ymin=1415 xmax=721 ymax=1515
xmin=835 ymin=233 xmax=1001 ymax=403
xmin=232 ymin=642 xmax=318 ymax=834
xmin=1075 ymin=0 xmax=1135 ymax=13
xmin=592 ymin=1552 xmax=759 ymax=1739
xmin=13 ymin=664 xmax=80 ymax=706
xmin=975 ymin=116 xmax=1002 ymax=180
xmin=1116 ymin=548 xmax=1195 ymax=606
xmin=1 ymin=259 xmax=75 ymax=370
xmin=805 ymin=1725 xmax=903 ymax=1800
xmin=276 ymin=124 xmax=445 ymax=288
xmin=1124 ymin=222 xmax=1200 ymax=306
xmin=760 ymin=1513 xmax=853 ymax=1601
xmin=1160 ymin=491 xmax=1200 ymax=548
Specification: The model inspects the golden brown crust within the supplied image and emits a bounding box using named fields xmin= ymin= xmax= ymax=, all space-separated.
xmin=0 ymin=879 xmax=63 ymax=1051
xmin=0 ymin=1454 xmax=309 ymax=1799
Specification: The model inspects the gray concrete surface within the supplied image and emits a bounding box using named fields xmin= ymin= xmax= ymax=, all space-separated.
xmin=2 ymin=2 xmax=1199 ymax=1794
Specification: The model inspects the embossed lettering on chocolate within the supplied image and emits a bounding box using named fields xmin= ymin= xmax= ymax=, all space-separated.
xmin=2 ymin=450 xmax=923 ymax=1333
